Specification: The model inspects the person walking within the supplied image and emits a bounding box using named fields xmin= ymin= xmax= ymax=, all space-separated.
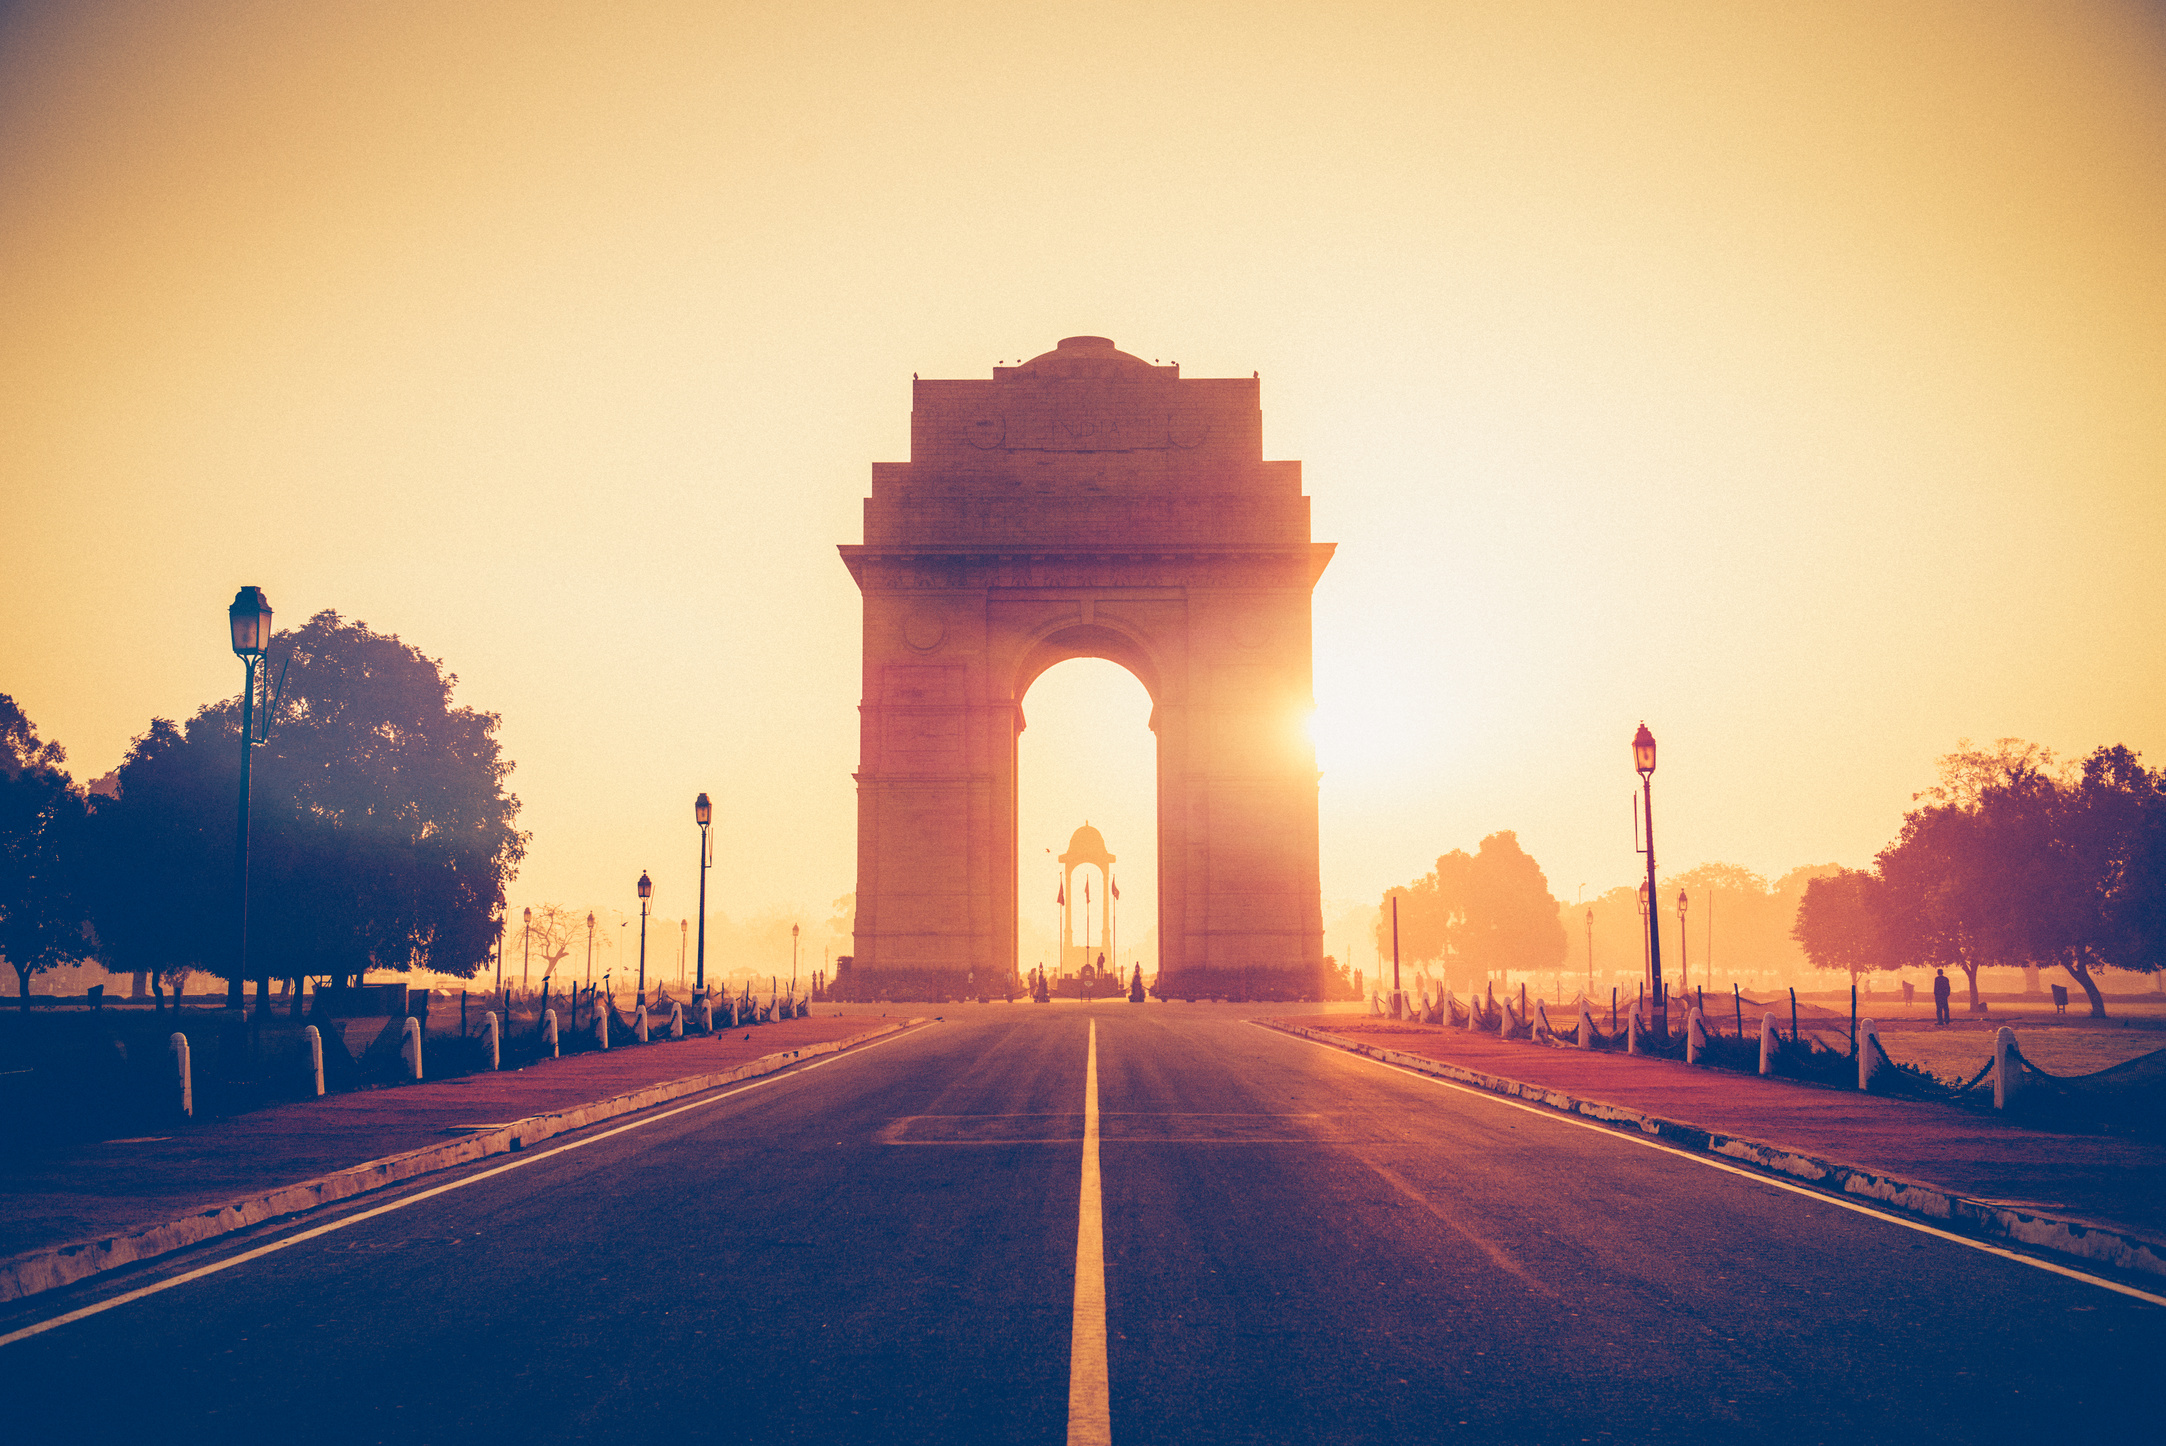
xmin=1932 ymin=968 xmax=1952 ymax=1025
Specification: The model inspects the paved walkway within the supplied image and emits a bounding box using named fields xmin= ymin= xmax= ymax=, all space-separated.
xmin=0 ymin=1015 xmax=903 ymax=1263
xmin=1268 ymin=1016 xmax=2166 ymax=1243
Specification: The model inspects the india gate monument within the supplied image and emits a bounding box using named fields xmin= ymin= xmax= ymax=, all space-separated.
xmin=839 ymin=336 xmax=1334 ymax=1001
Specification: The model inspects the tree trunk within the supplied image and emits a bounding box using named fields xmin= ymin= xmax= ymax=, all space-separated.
xmin=289 ymin=976 xmax=304 ymax=1019
xmin=14 ymin=964 xmax=30 ymax=1011
xmin=2064 ymin=957 xmax=2107 ymax=1018
xmin=150 ymin=974 xmax=165 ymax=1012
xmin=131 ymin=970 xmax=148 ymax=999
xmin=1960 ymin=961 xmax=1982 ymax=1012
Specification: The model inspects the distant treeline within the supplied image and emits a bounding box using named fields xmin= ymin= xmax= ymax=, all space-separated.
xmin=0 ymin=613 xmax=526 ymax=1008
xmin=1793 ymin=740 xmax=2164 ymax=1017
xmin=1372 ymin=831 xmax=1830 ymax=995
xmin=1370 ymin=739 xmax=2164 ymax=1016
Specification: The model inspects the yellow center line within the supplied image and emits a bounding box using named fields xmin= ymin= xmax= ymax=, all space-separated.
xmin=1067 ymin=1017 xmax=1112 ymax=1445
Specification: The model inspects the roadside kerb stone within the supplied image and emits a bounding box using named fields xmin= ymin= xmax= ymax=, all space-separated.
xmin=0 ymin=1018 xmax=926 ymax=1305
xmin=1261 ymin=1020 xmax=2166 ymax=1284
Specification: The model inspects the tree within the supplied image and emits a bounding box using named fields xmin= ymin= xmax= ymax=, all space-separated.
xmin=83 ymin=613 xmax=527 ymax=994
xmin=1876 ymin=805 xmax=1993 ymax=1009
xmin=0 ymin=696 xmax=93 ymax=1006
xmin=1978 ymin=746 xmax=2165 ymax=1018
xmin=514 ymin=904 xmax=588 ymax=986
xmin=82 ymin=718 xmax=229 ymax=1010
xmin=1792 ymin=868 xmax=1891 ymax=988
xmin=1382 ymin=832 xmax=1565 ymax=984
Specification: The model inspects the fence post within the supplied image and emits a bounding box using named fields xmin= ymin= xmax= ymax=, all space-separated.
xmin=400 ymin=1017 xmax=423 ymax=1082
xmin=1759 ymin=1012 xmax=1778 ymax=1077
xmin=305 ymin=1024 xmax=324 ymax=1096
xmin=1993 ymin=1026 xmax=2023 ymax=1110
xmin=542 ymin=1009 xmax=559 ymax=1058
xmin=169 ymin=1032 xmax=191 ymax=1119
xmin=1857 ymin=1018 xmax=1880 ymax=1092
xmin=483 ymin=1011 xmax=500 ymax=1071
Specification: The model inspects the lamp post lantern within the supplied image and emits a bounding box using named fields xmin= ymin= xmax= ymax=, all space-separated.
xmin=1677 ymin=889 xmax=1690 ymax=1000
xmin=636 ymin=872 xmax=652 ymax=1003
xmin=1633 ymin=722 xmax=1666 ymax=1035
xmin=226 ymin=587 xmax=273 ymax=1012
xmin=694 ymin=792 xmax=712 ymax=993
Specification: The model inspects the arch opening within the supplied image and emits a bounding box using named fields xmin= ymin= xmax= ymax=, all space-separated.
xmin=1017 ymin=658 xmax=1156 ymax=994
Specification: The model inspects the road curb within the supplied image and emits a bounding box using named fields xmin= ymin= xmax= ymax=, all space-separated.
xmin=0 ymin=1019 xmax=925 ymax=1306
xmin=1261 ymin=1021 xmax=2166 ymax=1283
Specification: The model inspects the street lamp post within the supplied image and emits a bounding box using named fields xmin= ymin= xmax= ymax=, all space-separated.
xmin=791 ymin=922 xmax=800 ymax=1002
xmin=1585 ymin=906 xmax=1594 ymax=1000
xmin=522 ymin=906 xmax=532 ymax=991
xmin=1677 ymin=889 xmax=1690 ymax=1003
xmin=1390 ymin=894 xmax=1404 ymax=1018
xmin=636 ymin=872 xmax=652 ymax=1003
xmin=1637 ymin=884 xmax=1650 ymax=994
xmin=678 ymin=919 xmax=687 ymax=991
xmin=585 ymin=912 xmax=595 ymax=989
xmin=1633 ymin=722 xmax=1666 ymax=1035
xmin=694 ymin=793 xmax=712 ymax=994
xmin=226 ymin=587 xmax=273 ymax=1013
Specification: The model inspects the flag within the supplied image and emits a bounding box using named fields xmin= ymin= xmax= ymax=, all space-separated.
xmin=1085 ymin=878 xmax=1091 ymax=905
xmin=1056 ymin=878 xmax=1064 ymax=906
xmin=1111 ymin=875 xmax=1120 ymax=901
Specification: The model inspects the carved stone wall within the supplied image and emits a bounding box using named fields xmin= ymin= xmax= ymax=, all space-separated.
xmin=840 ymin=336 xmax=1333 ymax=1001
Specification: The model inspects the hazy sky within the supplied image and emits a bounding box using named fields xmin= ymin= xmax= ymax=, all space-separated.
xmin=4 ymin=1 xmax=2162 ymax=973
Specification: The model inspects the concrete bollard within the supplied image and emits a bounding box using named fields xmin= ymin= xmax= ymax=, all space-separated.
xmin=592 ymin=1004 xmax=609 ymax=1051
xmin=635 ymin=1003 xmax=649 ymax=1043
xmin=1578 ymin=996 xmax=1596 ymax=1050
xmin=401 ymin=1016 xmax=423 ymax=1081
xmin=1465 ymin=992 xmax=1481 ymax=1032
xmin=305 ymin=1024 xmax=325 ymax=1096
xmin=1627 ymin=1008 xmax=1642 ymax=1056
xmin=1993 ymin=1026 xmax=2023 ymax=1111
xmin=1685 ymin=1007 xmax=1707 ymax=1065
xmin=169 ymin=1032 xmax=192 ymax=1118
xmin=542 ymin=1009 xmax=559 ymax=1058
xmin=669 ymin=1000 xmax=684 ymax=1039
xmin=483 ymin=1011 xmax=500 ymax=1070
xmin=1759 ymin=1012 xmax=1779 ymax=1077
xmin=1858 ymin=1018 xmax=1880 ymax=1092
xmin=697 ymin=998 xmax=712 ymax=1033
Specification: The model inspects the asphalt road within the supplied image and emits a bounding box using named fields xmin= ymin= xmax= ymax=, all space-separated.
xmin=4 ymin=1006 xmax=2160 ymax=1444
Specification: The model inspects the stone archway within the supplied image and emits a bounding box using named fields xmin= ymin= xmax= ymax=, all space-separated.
xmin=839 ymin=335 xmax=1334 ymax=1001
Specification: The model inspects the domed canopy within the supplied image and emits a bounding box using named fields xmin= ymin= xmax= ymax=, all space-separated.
xmin=1007 ymin=335 xmax=1163 ymax=381
xmin=1058 ymin=821 xmax=1115 ymax=866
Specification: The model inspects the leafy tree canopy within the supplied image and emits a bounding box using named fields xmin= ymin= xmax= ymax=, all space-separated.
xmin=90 ymin=612 xmax=527 ymax=988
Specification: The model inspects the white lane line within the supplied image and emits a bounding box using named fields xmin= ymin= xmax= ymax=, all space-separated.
xmin=1067 ymin=1017 xmax=1112 ymax=1446
xmin=1259 ymin=1023 xmax=2166 ymax=1309
xmin=0 ymin=1026 xmax=924 ymax=1349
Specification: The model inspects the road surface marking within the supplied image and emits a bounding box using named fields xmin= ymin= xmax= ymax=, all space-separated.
xmin=0 ymin=1024 xmax=925 ymax=1348
xmin=1263 ymin=1023 xmax=2166 ymax=1309
xmin=1068 ymin=1017 xmax=1112 ymax=1445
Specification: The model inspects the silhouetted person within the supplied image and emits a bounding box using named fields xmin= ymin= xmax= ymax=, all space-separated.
xmin=1932 ymin=968 xmax=1951 ymax=1025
